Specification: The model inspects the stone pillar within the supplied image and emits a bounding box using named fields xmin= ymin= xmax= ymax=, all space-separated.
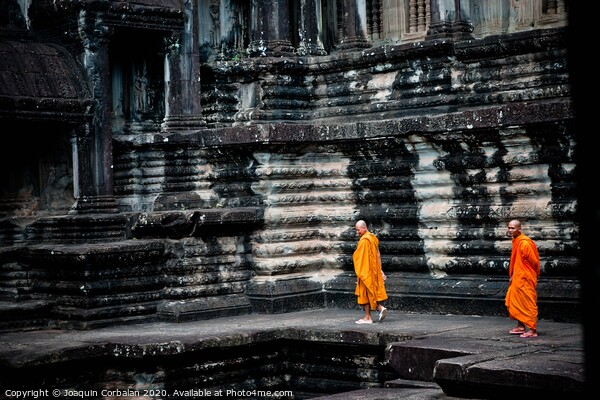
xmin=71 ymin=15 xmax=119 ymax=214
xmin=427 ymin=0 xmax=473 ymax=39
xmin=97 ymin=37 xmax=114 ymax=197
xmin=162 ymin=0 xmax=206 ymax=130
xmin=337 ymin=0 xmax=371 ymax=51
xmin=451 ymin=0 xmax=474 ymax=39
xmin=163 ymin=35 xmax=184 ymax=126
xmin=221 ymin=0 xmax=250 ymax=57
xmin=248 ymin=0 xmax=295 ymax=57
xmin=71 ymin=124 xmax=94 ymax=199
xmin=297 ymin=0 xmax=327 ymax=55
xmin=79 ymin=20 xmax=114 ymax=197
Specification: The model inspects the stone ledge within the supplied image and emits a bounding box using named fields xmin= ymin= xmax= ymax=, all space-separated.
xmin=129 ymin=208 xmax=263 ymax=239
xmin=0 ymin=309 xmax=584 ymax=398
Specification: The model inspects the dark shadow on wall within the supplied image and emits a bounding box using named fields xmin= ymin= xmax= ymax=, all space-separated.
xmin=567 ymin=1 xmax=596 ymax=393
xmin=0 ymin=121 xmax=75 ymax=219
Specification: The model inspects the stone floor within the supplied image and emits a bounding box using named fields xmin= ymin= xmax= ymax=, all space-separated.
xmin=0 ymin=308 xmax=585 ymax=399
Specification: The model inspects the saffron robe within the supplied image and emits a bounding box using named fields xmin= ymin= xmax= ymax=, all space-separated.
xmin=505 ymin=233 xmax=540 ymax=330
xmin=353 ymin=231 xmax=387 ymax=309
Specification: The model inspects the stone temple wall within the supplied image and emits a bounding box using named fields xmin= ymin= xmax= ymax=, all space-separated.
xmin=0 ymin=0 xmax=579 ymax=331
xmin=108 ymin=103 xmax=578 ymax=326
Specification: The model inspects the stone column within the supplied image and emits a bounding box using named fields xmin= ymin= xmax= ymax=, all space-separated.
xmin=163 ymin=34 xmax=184 ymax=126
xmin=70 ymin=14 xmax=119 ymax=214
xmin=428 ymin=0 xmax=473 ymax=39
xmin=79 ymin=19 xmax=114 ymax=197
xmin=451 ymin=0 xmax=474 ymax=39
xmin=162 ymin=0 xmax=206 ymax=130
xmin=248 ymin=0 xmax=295 ymax=57
xmin=337 ymin=0 xmax=371 ymax=51
xmin=297 ymin=0 xmax=327 ymax=55
xmin=71 ymin=124 xmax=93 ymax=199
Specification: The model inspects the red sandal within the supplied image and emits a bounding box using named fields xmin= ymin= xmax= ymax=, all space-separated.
xmin=520 ymin=331 xmax=538 ymax=338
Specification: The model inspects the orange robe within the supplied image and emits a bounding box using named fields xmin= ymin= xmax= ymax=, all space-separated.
xmin=353 ymin=231 xmax=387 ymax=309
xmin=505 ymin=233 xmax=540 ymax=330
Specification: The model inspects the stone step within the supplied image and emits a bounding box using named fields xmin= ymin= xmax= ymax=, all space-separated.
xmin=0 ymin=300 xmax=51 ymax=332
xmin=386 ymin=335 xmax=584 ymax=397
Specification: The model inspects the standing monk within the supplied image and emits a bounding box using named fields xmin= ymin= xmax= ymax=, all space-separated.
xmin=505 ymin=219 xmax=540 ymax=338
xmin=353 ymin=220 xmax=388 ymax=324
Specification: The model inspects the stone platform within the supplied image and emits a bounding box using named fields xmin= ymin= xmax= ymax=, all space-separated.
xmin=0 ymin=308 xmax=585 ymax=399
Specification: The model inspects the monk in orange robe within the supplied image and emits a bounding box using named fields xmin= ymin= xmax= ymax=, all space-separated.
xmin=505 ymin=219 xmax=540 ymax=338
xmin=353 ymin=220 xmax=388 ymax=324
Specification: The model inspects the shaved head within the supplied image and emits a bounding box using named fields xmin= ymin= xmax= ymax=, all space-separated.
xmin=507 ymin=220 xmax=522 ymax=238
xmin=355 ymin=220 xmax=368 ymax=236
xmin=508 ymin=220 xmax=521 ymax=228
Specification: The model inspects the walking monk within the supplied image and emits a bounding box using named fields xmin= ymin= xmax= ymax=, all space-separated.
xmin=353 ymin=220 xmax=388 ymax=324
xmin=505 ymin=219 xmax=540 ymax=338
